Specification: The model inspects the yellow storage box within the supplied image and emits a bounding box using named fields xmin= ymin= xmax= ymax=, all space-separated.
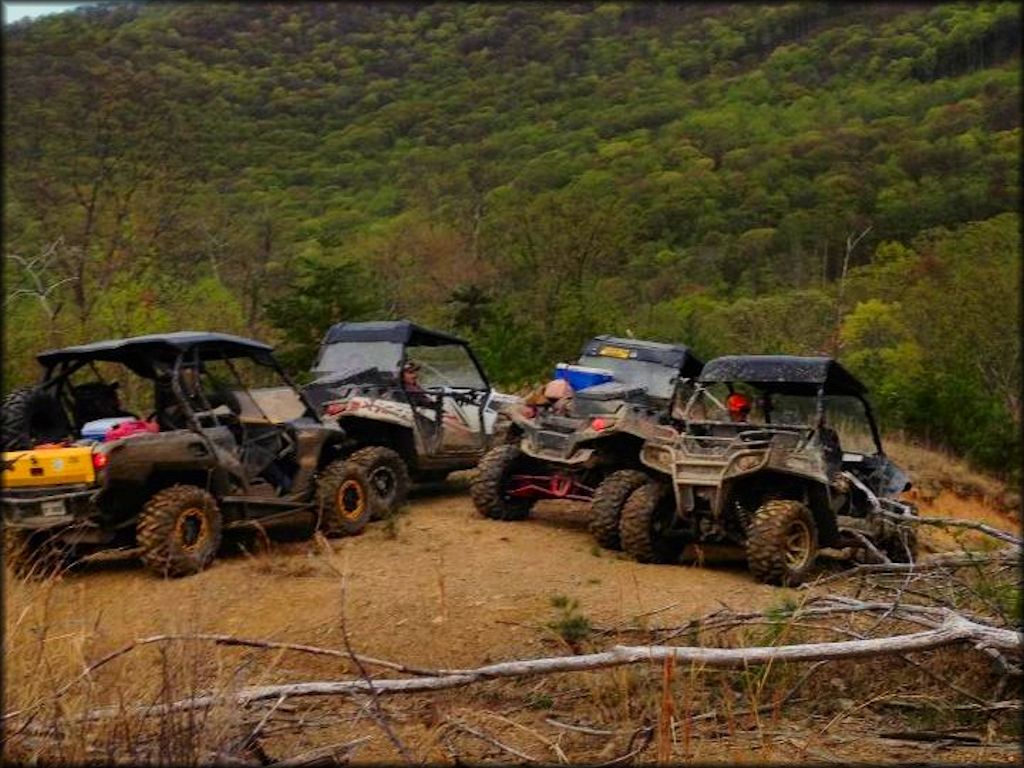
xmin=1 ymin=446 xmax=96 ymax=488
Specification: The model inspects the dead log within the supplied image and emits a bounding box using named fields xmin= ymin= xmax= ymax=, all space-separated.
xmin=878 ymin=509 xmax=1021 ymax=547
xmin=58 ymin=611 xmax=1019 ymax=722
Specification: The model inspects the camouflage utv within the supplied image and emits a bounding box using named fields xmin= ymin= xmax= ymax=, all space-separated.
xmin=304 ymin=321 xmax=518 ymax=512
xmin=1 ymin=332 xmax=377 ymax=578
xmin=471 ymin=335 xmax=703 ymax=549
xmin=620 ymin=355 xmax=918 ymax=584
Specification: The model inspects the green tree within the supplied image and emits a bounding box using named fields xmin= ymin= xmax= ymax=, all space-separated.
xmin=264 ymin=257 xmax=384 ymax=374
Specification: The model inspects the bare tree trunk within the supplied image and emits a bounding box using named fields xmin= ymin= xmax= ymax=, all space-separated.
xmin=831 ymin=225 xmax=871 ymax=355
xmin=5 ymin=241 xmax=76 ymax=345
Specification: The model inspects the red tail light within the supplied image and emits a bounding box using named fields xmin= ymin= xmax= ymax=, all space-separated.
xmin=324 ymin=402 xmax=345 ymax=416
xmin=591 ymin=417 xmax=608 ymax=431
xmin=92 ymin=452 xmax=109 ymax=470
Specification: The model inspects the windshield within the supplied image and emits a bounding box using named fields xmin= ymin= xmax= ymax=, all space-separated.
xmin=313 ymin=341 xmax=403 ymax=378
xmin=576 ymin=355 xmax=679 ymax=400
xmin=683 ymin=386 xmax=879 ymax=454
xmin=823 ymin=395 xmax=878 ymax=455
xmin=407 ymin=344 xmax=487 ymax=389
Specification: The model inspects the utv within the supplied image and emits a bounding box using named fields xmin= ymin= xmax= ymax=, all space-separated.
xmin=1 ymin=332 xmax=378 ymax=578
xmin=620 ymin=355 xmax=917 ymax=584
xmin=471 ymin=335 xmax=704 ymax=549
xmin=304 ymin=320 xmax=518 ymax=511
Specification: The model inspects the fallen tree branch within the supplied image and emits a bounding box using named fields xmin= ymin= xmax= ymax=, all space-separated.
xmin=595 ymin=723 xmax=654 ymax=766
xmin=444 ymin=719 xmax=540 ymax=763
xmin=544 ymin=717 xmax=622 ymax=736
xmin=847 ymin=530 xmax=891 ymax=564
xmin=879 ymin=510 xmax=1021 ymax=547
xmin=267 ymin=736 xmax=371 ymax=767
xmin=807 ymin=549 xmax=1020 ymax=587
xmin=657 ymin=596 xmax=953 ymax=643
xmin=46 ymin=611 xmax=1018 ymax=723
xmin=1 ymin=632 xmax=451 ymax=724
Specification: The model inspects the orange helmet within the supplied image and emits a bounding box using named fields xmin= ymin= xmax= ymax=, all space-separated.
xmin=726 ymin=392 xmax=752 ymax=414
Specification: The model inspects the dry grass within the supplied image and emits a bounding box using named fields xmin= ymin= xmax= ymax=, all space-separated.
xmin=3 ymin=576 xmax=257 ymax=764
xmin=885 ymin=434 xmax=1019 ymax=513
xmin=4 ymin=556 xmax=1021 ymax=764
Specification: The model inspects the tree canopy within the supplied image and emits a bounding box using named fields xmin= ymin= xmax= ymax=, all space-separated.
xmin=3 ymin=2 xmax=1020 ymax=475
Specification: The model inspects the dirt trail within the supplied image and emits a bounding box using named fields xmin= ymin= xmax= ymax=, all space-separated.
xmin=7 ymin=483 xmax=1015 ymax=672
xmin=7 ymin=490 xmax=778 ymax=673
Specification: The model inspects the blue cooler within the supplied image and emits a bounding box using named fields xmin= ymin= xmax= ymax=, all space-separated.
xmin=554 ymin=363 xmax=615 ymax=391
xmin=81 ymin=417 xmax=135 ymax=441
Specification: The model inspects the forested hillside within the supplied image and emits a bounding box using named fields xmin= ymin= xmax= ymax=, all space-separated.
xmin=3 ymin=2 xmax=1020 ymax=473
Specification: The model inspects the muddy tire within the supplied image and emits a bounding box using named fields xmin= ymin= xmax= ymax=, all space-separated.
xmin=316 ymin=460 xmax=375 ymax=536
xmin=1 ymin=387 xmax=71 ymax=450
xmin=746 ymin=500 xmax=818 ymax=586
xmin=4 ymin=528 xmax=71 ymax=579
xmin=590 ymin=470 xmax=650 ymax=550
xmin=137 ymin=485 xmax=223 ymax=577
xmin=348 ymin=446 xmax=410 ymax=517
xmin=471 ymin=444 xmax=532 ymax=521
xmin=619 ymin=481 xmax=686 ymax=564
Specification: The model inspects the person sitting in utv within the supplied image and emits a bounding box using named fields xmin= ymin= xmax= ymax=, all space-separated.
xmin=401 ymin=361 xmax=434 ymax=408
xmin=727 ymin=392 xmax=752 ymax=422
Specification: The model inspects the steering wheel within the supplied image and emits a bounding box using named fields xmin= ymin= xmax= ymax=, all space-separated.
xmin=736 ymin=429 xmax=776 ymax=444
xmin=446 ymin=388 xmax=487 ymax=406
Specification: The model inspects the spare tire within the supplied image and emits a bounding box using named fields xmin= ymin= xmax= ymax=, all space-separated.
xmin=2 ymin=387 xmax=72 ymax=450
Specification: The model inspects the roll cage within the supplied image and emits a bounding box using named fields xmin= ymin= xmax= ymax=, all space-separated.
xmin=33 ymin=331 xmax=319 ymax=439
xmin=685 ymin=355 xmax=884 ymax=455
xmin=310 ymin=320 xmax=491 ymax=404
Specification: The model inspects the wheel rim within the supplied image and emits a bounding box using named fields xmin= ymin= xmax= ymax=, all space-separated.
xmin=337 ymin=479 xmax=366 ymax=521
xmin=370 ymin=466 xmax=396 ymax=499
xmin=783 ymin=518 xmax=812 ymax=569
xmin=175 ymin=508 xmax=209 ymax=552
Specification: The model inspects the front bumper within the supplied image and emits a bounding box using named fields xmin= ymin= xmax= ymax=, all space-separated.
xmin=518 ymin=418 xmax=598 ymax=464
xmin=520 ymin=440 xmax=595 ymax=465
xmin=1 ymin=485 xmax=100 ymax=529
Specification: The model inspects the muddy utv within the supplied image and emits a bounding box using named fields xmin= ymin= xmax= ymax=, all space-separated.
xmin=1 ymin=332 xmax=379 ymax=578
xmin=304 ymin=320 xmax=518 ymax=511
xmin=620 ymin=355 xmax=918 ymax=584
xmin=471 ymin=335 xmax=703 ymax=548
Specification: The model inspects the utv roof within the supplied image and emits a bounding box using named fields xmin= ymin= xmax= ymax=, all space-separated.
xmin=581 ymin=335 xmax=704 ymax=377
xmin=698 ymin=355 xmax=867 ymax=396
xmin=38 ymin=332 xmax=273 ymax=370
xmin=322 ymin=320 xmax=468 ymax=347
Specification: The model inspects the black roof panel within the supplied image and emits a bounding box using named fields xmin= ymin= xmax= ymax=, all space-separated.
xmin=38 ymin=331 xmax=273 ymax=369
xmin=323 ymin=320 xmax=467 ymax=347
xmin=698 ymin=355 xmax=866 ymax=396
xmin=581 ymin=335 xmax=704 ymax=377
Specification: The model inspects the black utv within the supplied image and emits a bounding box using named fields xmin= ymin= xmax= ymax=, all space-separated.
xmin=620 ymin=355 xmax=918 ymax=584
xmin=471 ymin=335 xmax=703 ymax=549
xmin=1 ymin=332 xmax=378 ymax=578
